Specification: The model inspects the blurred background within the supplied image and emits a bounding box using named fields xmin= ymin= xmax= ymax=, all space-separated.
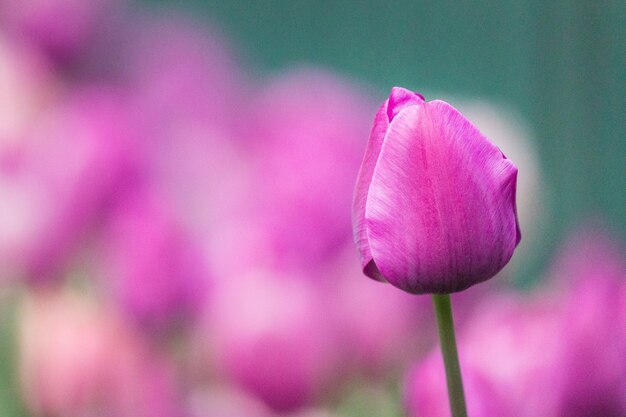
xmin=0 ymin=1 xmax=624 ymax=416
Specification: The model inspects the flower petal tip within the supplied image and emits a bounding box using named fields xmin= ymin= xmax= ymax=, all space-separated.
xmin=363 ymin=259 xmax=386 ymax=283
xmin=387 ymin=87 xmax=424 ymax=122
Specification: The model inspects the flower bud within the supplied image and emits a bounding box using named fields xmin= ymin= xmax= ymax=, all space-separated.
xmin=353 ymin=87 xmax=520 ymax=293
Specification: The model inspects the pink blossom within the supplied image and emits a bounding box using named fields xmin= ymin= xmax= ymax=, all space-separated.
xmin=549 ymin=227 xmax=626 ymax=416
xmin=0 ymin=88 xmax=137 ymax=283
xmin=0 ymin=32 xmax=58 ymax=141
xmin=18 ymin=288 xmax=182 ymax=417
xmin=462 ymin=294 xmax=563 ymax=416
xmin=244 ymin=69 xmax=375 ymax=268
xmin=325 ymin=246 xmax=432 ymax=377
xmin=405 ymin=293 xmax=563 ymax=417
xmin=0 ymin=0 xmax=121 ymax=60
xmin=353 ymin=87 xmax=520 ymax=293
xmin=404 ymin=351 xmax=512 ymax=417
xmin=453 ymin=100 xmax=544 ymax=276
xmin=203 ymin=270 xmax=339 ymax=412
xmin=99 ymin=186 xmax=211 ymax=333
xmin=122 ymin=10 xmax=244 ymax=134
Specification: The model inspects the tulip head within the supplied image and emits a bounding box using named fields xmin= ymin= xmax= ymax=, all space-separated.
xmin=353 ymin=87 xmax=520 ymax=294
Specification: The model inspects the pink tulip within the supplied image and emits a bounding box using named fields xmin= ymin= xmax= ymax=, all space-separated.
xmin=405 ymin=293 xmax=563 ymax=417
xmin=0 ymin=32 xmax=58 ymax=141
xmin=0 ymin=0 xmax=121 ymax=60
xmin=549 ymin=225 xmax=626 ymax=291
xmin=405 ymin=227 xmax=626 ymax=417
xmin=100 ymin=186 xmax=210 ymax=333
xmin=115 ymin=11 xmax=253 ymax=270
xmin=462 ymin=294 xmax=564 ymax=416
xmin=18 ymin=288 xmax=182 ymax=417
xmin=142 ymin=119 xmax=256 ymax=278
xmin=244 ymin=69 xmax=375 ymax=268
xmin=122 ymin=10 xmax=244 ymax=134
xmin=557 ymin=275 xmax=626 ymax=416
xmin=0 ymin=88 xmax=136 ymax=283
xmin=325 ymin=246 xmax=432 ymax=377
xmin=204 ymin=270 xmax=339 ymax=412
xmin=451 ymin=100 xmax=545 ymax=283
xmin=353 ymin=87 xmax=520 ymax=293
xmin=548 ymin=227 xmax=626 ymax=416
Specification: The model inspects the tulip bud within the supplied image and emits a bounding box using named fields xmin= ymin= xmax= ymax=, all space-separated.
xmin=353 ymin=87 xmax=520 ymax=294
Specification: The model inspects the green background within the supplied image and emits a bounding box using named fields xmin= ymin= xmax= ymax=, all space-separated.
xmin=143 ymin=0 xmax=626 ymax=277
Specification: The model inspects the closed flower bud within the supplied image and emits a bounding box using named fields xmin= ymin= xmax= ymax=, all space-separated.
xmin=353 ymin=87 xmax=520 ymax=293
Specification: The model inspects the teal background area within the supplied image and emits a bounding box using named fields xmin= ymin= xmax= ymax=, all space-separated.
xmin=142 ymin=0 xmax=625 ymax=280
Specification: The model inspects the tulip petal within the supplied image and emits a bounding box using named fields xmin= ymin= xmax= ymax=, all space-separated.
xmin=387 ymin=87 xmax=424 ymax=122
xmin=352 ymin=101 xmax=389 ymax=281
xmin=365 ymin=100 xmax=519 ymax=293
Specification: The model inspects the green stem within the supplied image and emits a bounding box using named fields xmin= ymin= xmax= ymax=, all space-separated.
xmin=432 ymin=294 xmax=468 ymax=417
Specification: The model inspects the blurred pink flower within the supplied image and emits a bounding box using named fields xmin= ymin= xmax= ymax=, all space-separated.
xmin=18 ymin=288 xmax=182 ymax=417
xmin=122 ymin=9 xmax=245 ymax=134
xmin=460 ymin=294 xmax=564 ymax=416
xmin=0 ymin=32 xmax=58 ymax=141
xmin=0 ymin=88 xmax=137 ymax=283
xmin=353 ymin=87 xmax=520 ymax=293
xmin=203 ymin=270 xmax=340 ymax=412
xmin=557 ymin=276 xmax=626 ymax=416
xmin=142 ymin=120 xmax=257 ymax=279
xmin=405 ymin=293 xmax=563 ymax=417
xmin=404 ymin=351 xmax=512 ymax=417
xmin=100 ymin=185 xmax=211 ymax=333
xmin=325 ymin=246 xmax=432 ymax=378
xmin=113 ymin=11 xmax=255 ymax=278
xmin=243 ymin=69 xmax=375 ymax=269
xmin=0 ymin=0 xmax=122 ymax=60
xmin=549 ymin=225 xmax=626 ymax=290
xmin=548 ymin=227 xmax=626 ymax=416
xmin=404 ymin=227 xmax=626 ymax=417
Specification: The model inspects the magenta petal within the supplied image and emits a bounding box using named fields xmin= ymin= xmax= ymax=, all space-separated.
xmin=352 ymin=101 xmax=389 ymax=281
xmin=365 ymin=100 xmax=519 ymax=293
xmin=387 ymin=87 xmax=424 ymax=122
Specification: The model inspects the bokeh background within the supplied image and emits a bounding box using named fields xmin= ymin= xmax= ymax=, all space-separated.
xmin=0 ymin=0 xmax=624 ymax=416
